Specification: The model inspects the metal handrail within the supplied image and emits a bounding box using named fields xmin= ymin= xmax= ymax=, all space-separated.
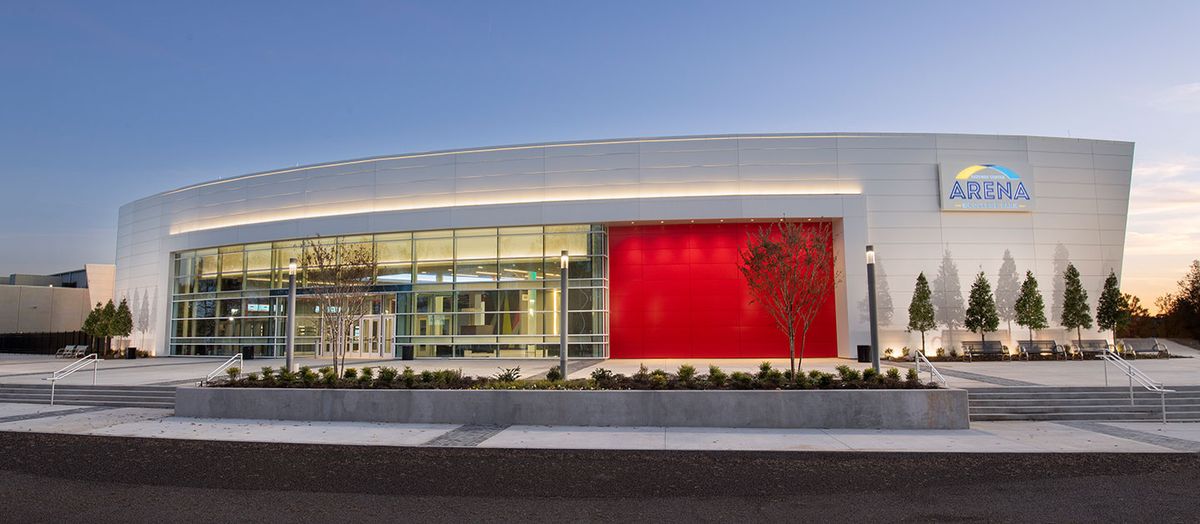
xmin=1100 ymin=348 xmax=1174 ymax=423
xmin=202 ymin=353 xmax=243 ymax=385
xmin=913 ymin=351 xmax=948 ymax=387
xmin=43 ymin=353 xmax=98 ymax=405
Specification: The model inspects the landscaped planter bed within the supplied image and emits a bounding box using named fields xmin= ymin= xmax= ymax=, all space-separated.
xmin=176 ymin=387 xmax=968 ymax=430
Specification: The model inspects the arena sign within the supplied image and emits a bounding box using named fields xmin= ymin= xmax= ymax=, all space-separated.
xmin=938 ymin=160 xmax=1034 ymax=211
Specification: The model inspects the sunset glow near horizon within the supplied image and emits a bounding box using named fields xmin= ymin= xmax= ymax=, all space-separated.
xmin=0 ymin=1 xmax=1196 ymax=308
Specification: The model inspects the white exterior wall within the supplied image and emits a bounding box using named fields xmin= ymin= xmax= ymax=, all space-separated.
xmin=114 ymin=133 xmax=1133 ymax=357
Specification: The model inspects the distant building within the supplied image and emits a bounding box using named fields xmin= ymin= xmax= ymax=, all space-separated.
xmin=0 ymin=264 xmax=115 ymax=334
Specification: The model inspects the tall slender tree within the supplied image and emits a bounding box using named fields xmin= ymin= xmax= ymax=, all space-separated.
xmin=304 ymin=237 xmax=378 ymax=375
xmin=1060 ymin=263 xmax=1093 ymax=349
xmin=100 ymin=300 xmax=117 ymax=356
xmin=964 ymin=271 xmax=1000 ymax=348
xmin=1096 ymin=270 xmax=1128 ymax=343
xmin=740 ymin=221 xmax=841 ymax=377
xmin=113 ymin=298 xmax=134 ymax=352
xmin=1014 ymin=271 xmax=1048 ymax=350
xmin=81 ymin=302 xmax=103 ymax=355
xmin=906 ymin=273 xmax=936 ymax=357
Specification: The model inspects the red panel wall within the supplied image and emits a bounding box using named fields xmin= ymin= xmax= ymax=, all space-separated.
xmin=609 ymin=223 xmax=838 ymax=359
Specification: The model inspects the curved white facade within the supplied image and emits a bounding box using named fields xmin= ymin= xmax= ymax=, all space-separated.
xmin=116 ymin=133 xmax=1133 ymax=357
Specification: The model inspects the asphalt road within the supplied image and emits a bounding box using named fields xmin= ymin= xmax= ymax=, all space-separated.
xmin=1 ymin=431 xmax=1197 ymax=523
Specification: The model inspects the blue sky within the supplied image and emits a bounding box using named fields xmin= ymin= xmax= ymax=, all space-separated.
xmin=1 ymin=0 xmax=1197 ymax=304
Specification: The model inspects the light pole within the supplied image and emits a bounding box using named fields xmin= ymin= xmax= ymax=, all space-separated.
xmin=286 ymin=257 xmax=297 ymax=372
xmin=559 ymin=249 xmax=569 ymax=380
xmin=866 ymin=245 xmax=880 ymax=373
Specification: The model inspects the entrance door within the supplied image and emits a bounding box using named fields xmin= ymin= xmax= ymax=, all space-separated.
xmin=318 ymin=316 xmax=390 ymax=359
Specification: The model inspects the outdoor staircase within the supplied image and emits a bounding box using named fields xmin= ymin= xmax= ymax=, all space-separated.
xmin=968 ymin=386 xmax=1200 ymax=422
xmin=0 ymin=383 xmax=176 ymax=409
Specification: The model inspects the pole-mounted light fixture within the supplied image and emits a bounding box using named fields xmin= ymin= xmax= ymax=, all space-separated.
xmin=286 ymin=257 xmax=298 ymax=372
xmin=865 ymin=245 xmax=880 ymax=373
xmin=559 ymin=249 xmax=569 ymax=380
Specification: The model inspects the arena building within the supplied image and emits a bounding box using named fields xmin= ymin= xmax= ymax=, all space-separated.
xmin=113 ymin=133 xmax=1133 ymax=360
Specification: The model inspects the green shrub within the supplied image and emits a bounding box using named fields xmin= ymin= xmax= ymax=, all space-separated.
xmin=401 ymin=366 xmax=416 ymax=388
xmin=906 ymin=368 xmax=921 ymax=384
xmin=936 ymin=347 xmax=945 ymax=358
xmin=246 ymin=372 xmax=260 ymax=382
xmin=357 ymin=368 xmax=374 ymax=386
xmin=756 ymin=361 xmax=774 ymax=380
xmin=707 ymin=365 xmax=727 ymax=387
xmin=677 ymin=364 xmax=697 ymax=383
xmin=343 ymin=368 xmax=358 ymax=380
xmin=862 ymin=367 xmax=879 ymax=382
xmin=493 ymin=367 xmax=522 ymax=382
xmin=835 ymin=365 xmax=861 ymax=381
xmin=319 ymin=366 xmax=337 ymax=386
xmin=811 ymin=371 xmax=834 ymax=388
xmin=633 ymin=364 xmax=650 ymax=381
xmin=759 ymin=368 xmax=786 ymax=388
xmin=730 ymin=371 xmax=754 ymax=389
xmin=885 ymin=367 xmax=902 ymax=381
xmin=260 ymin=366 xmax=275 ymax=382
xmin=590 ymin=367 xmax=615 ymax=383
xmin=649 ymin=369 xmax=669 ymax=389
xmin=419 ymin=370 xmax=435 ymax=384
xmin=298 ymin=366 xmax=318 ymax=386
xmin=377 ymin=367 xmax=398 ymax=384
xmin=277 ymin=366 xmax=296 ymax=383
xmin=225 ymin=366 xmax=240 ymax=381
xmin=546 ymin=365 xmax=563 ymax=382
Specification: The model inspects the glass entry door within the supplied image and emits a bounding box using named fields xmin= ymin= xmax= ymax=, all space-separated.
xmin=319 ymin=315 xmax=393 ymax=359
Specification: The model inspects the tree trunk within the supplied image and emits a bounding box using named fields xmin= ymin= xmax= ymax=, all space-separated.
xmin=1029 ymin=327 xmax=1034 ymax=359
xmin=1077 ymin=326 xmax=1083 ymax=351
xmin=788 ymin=335 xmax=796 ymax=379
xmin=920 ymin=331 xmax=926 ymax=360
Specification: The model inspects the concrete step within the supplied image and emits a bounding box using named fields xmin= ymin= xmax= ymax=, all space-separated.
xmin=964 ymin=398 xmax=1200 ymax=405
xmin=0 ymin=398 xmax=176 ymax=409
xmin=970 ymin=405 xmax=1166 ymax=414
xmin=966 ymin=386 xmax=1200 ymax=394
xmin=0 ymin=383 xmax=176 ymax=408
xmin=972 ymin=411 xmax=1200 ymax=422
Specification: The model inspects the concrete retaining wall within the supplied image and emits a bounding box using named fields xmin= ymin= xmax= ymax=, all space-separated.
xmin=176 ymin=387 xmax=969 ymax=429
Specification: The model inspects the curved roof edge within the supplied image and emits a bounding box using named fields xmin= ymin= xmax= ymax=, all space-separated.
xmin=129 ymin=132 xmax=1133 ymax=207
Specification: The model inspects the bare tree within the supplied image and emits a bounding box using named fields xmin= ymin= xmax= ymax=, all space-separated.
xmin=740 ymin=221 xmax=842 ymax=378
xmin=303 ymin=238 xmax=377 ymax=375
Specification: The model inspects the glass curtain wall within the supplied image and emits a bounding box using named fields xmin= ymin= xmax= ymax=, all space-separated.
xmin=170 ymin=225 xmax=607 ymax=358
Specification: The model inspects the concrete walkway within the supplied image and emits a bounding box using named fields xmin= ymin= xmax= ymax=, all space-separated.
xmin=0 ymin=401 xmax=1197 ymax=453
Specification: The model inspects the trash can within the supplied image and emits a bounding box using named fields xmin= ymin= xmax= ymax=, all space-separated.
xmin=126 ymin=347 xmax=137 ymax=360
xmin=401 ymin=346 xmax=414 ymax=360
xmin=856 ymin=345 xmax=871 ymax=363
xmin=241 ymin=346 xmax=255 ymax=360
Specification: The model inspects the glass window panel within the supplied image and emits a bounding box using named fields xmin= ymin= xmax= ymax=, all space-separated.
xmin=219 ymin=273 xmax=242 ymax=292
xmin=337 ymin=243 xmax=374 ymax=266
xmin=455 ymin=235 xmax=496 ymax=260
xmin=173 ymin=301 xmax=192 ymax=319
xmin=567 ymin=288 xmax=598 ymax=311
xmin=245 ymin=250 xmax=271 ymax=271
xmin=455 ymin=261 xmax=498 ymax=283
xmin=198 ymin=253 xmax=219 ymax=277
xmin=217 ymin=318 xmax=240 ymax=337
xmin=193 ymin=299 xmax=217 ymax=318
xmin=415 ymin=313 xmax=452 ymax=336
xmin=454 ymin=312 xmax=497 ymax=336
xmin=174 ymin=256 xmax=195 ymax=279
xmin=415 ymin=238 xmax=453 ymax=261
xmin=499 ymin=258 xmax=543 ymax=281
xmin=377 ymin=263 xmax=413 ymax=283
xmin=499 ymin=234 xmax=542 ymax=259
xmin=219 ymin=252 xmax=244 ymax=274
xmin=545 ymin=224 xmax=590 ymax=233
xmin=376 ymin=240 xmax=412 ymax=263
xmin=175 ymin=277 xmax=195 ymax=295
xmin=545 ymin=232 xmax=588 ymax=257
xmin=219 ymin=299 xmax=242 ymax=318
xmin=244 ymin=299 xmax=272 ymax=316
xmin=415 ymin=261 xmax=453 ymax=283
xmin=414 ymin=293 xmax=453 ymax=313
xmin=566 ymin=257 xmax=598 ymax=279
xmin=244 ymin=271 xmax=271 ymax=290
xmin=495 ymin=312 xmax=543 ymax=335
